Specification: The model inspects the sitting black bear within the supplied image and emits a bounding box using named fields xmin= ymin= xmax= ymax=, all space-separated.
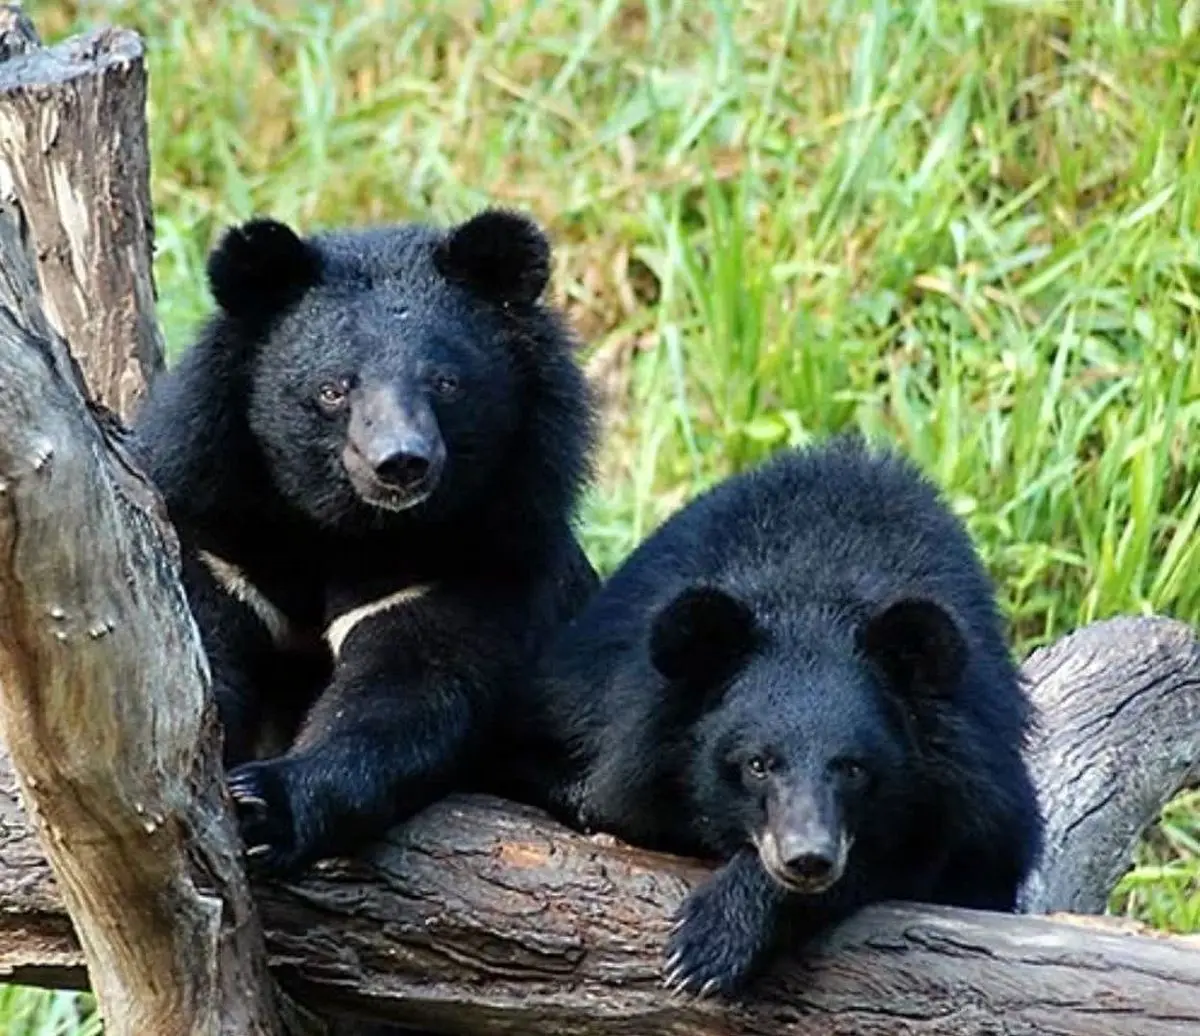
xmin=134 ymin=209 xmax=598 ymax=874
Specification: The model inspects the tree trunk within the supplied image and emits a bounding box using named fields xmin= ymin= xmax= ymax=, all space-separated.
xmin=1 ymin=8 xmax=1199 ymax=1036
xmin=0 ymin=7 xmax=163 ymax=421
xmin=0 ymin=13 xmax=312 ymax=1036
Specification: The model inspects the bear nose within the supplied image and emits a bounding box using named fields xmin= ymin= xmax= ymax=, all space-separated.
xmin=373 ymin=449 xmax=431 ymax=489
xmin=782 ymin=850 xmax=834 ymax=884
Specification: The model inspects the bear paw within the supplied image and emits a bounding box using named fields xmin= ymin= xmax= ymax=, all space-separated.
xmin=227 ymin=761 xmax=301 ymax=875
xmin=662 ymin=880 xmax=767 ymax=999
xmin=662 ymin=888 xmax=763 ymax=998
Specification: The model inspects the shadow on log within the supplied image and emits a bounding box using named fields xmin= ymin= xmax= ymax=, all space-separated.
xmin=1 ymin=7 xmax=1199 ymax=1036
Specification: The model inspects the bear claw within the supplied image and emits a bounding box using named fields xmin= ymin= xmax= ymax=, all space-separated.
xmin=227 ymin=772 xmax=268 ymax=809
xmin=662 ymin=972 xmax=690 ymax=1000
xmin=225 ymin=761 xmax=300 ymax=875
xmin=230 ymin=790 xmax=268 ymax=810
xmin=662 ymin=876 xmax=767 ymax=998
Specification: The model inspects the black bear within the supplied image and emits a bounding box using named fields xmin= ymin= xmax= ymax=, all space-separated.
xmin=134 ymin=208 xmax=598 ymax=874
xmin=506 ymin=435 xmax=1043 ymax=997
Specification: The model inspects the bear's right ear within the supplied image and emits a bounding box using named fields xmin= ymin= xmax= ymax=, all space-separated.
xmin=206 ymin=218 xmax=322 ymax=323
xmin=859 ymin=597 xmax=967 ymax=700
xmin=649 ymin=585 xmax=758 ymax=691
xmin=434 ymin=208 xmax=551 ymax=306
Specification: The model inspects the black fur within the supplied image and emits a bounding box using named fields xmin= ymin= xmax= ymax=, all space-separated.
xmin=206 ymin=218 xmax=322 ymax=325
xmin=134 ymin=207 xmax=598 ymax=874
xmin=505 ymin=436 xmax=1043 ymax=998
xmin=434 ymin=208 xmax=551 ymax=306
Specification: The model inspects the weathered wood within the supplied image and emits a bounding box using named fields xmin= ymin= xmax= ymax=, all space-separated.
xmin=0 ymin=12 xmax=309 ymax=1036
xmin=2 ymin=616 xmax=1200 ymax=1035
xmin=0 ymin=15 xmax=164 ymax=419
xmin=0 ymin=6 xmax=39 ymax=61
xmin=0 ymin=312 xmax=296 ymax=1036
xmin=1020 ymin=616 xmax=1200 ymax=915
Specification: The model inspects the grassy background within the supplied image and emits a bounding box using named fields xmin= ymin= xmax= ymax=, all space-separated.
xmin=7 ymin=0 xmax=1200 ymax=1029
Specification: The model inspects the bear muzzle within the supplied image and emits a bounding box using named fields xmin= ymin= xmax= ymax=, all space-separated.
xmin=758 ymin=788 xmax=850 ymax=894
xmin=343 ymin=387 xmax=446 ymax=510
xmin=343 ymin=438 xmax=445 ymax=510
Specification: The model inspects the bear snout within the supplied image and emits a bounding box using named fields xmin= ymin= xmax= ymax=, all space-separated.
xmin=760 ymin=788 xmax=849 ymax=894
xmin=370 ymin=441 xmax=438 ymax=490
xmin=344 ymin=385 xmax=447 ymax=509
xmin=342 ymin=437 xmax=445 ymax=510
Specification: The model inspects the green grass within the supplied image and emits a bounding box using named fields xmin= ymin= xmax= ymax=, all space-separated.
xmin=6 ymin=0 xmax=1200 ymax=1027
xmin=0 ymin=985 xmax=99 ymax=1036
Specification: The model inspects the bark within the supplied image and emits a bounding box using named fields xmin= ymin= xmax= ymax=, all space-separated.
xmin=0 ymin=9 xmax=164 ymax=420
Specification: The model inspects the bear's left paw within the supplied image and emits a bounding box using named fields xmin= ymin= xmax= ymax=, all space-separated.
xmin=227 ymin=761 xmax=301 ymax=875
xmin=662 ymin=880 xmax=767 ymax=999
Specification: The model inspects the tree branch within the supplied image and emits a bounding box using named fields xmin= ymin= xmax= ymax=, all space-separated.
xmin=1020 ymin=616 xmax=1200 ymax=915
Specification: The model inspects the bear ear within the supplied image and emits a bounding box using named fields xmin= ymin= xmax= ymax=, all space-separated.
xmin=649 ymin=585 xmax=758 ymax=691
xmin=434 ymin=208 xmax=551 ymax=306
xmin=206 ymin=218 xmax=322 ymax=322
xmin=860 ymin=597 xmax=967 ymax=700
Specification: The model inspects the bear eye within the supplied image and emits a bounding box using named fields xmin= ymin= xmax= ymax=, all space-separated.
xmin=746 ymin=755 xmax=770 ymax=780
xmin=317 ymin=380 xmax=349 ymax=411
xmin=832 ymin=758 xmax=868 ymax=782
xmin=431 ymin=370 xmax=460 ymax=399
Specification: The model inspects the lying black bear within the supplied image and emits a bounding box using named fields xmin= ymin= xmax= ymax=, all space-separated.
xmin=135 ymin=208 xmax=597 ymax=874
xmin=507 ymin=436 xmax=1043 ymax=997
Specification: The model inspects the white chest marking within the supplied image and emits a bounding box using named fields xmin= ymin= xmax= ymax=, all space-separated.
xmin=197 ymin=551 xmax=294 ymax=648
xmin=325 ymin=585 xmax=431 ymax=658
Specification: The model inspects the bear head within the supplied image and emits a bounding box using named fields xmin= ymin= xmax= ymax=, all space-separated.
xmin=204 ymin=208 xmax=565 ymax=530
xmin=648 ymin=585 xmax=968 ymax=895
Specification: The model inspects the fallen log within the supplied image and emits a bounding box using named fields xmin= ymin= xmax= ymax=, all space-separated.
xmin=1 ymin=7 xmax=1200 ymax=1036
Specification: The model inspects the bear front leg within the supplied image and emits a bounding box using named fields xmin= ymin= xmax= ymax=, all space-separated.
xmin=228 ymin=679 xmax=474 ymax=874
xmin=664 ymin=848 xmax=869 ymax=999
xmin=180 ymin=549 xmax=275 ymax=766
xmin=664 ymin=846 xmax=789 ymax=998
xmin=227 ymin=589 xmax=504 ymax=874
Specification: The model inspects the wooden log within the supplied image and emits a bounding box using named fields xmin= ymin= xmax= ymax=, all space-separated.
xmin=1020 ymin=616 xmax=1200 ymax=914
xmin=2 ymin=615 xmax=1199 ymax=1035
